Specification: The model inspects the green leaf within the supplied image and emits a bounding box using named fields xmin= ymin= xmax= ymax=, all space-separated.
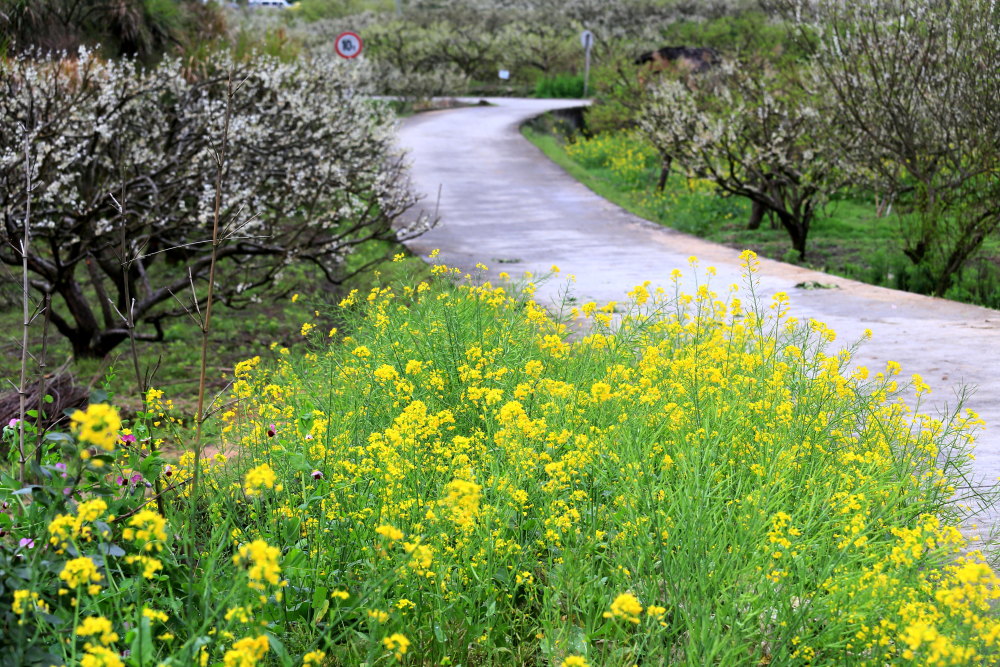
xmin=266 ymin=633 xmax=292 ymax=665
xmin=98 ymin=542 xmax=126 ymax=557
xmin=128 ymin=618 xmax=154 ymax=666
xmin=283 ymin=548 xmax=307 ymax=570
xmin=43 ymin=394 xmax=54 ymax=404
xmin=313 ymin=598 xmax=330 ymax=625
xmin=89 ymin=454 xmax=115 ymax=467
xmin=312 ymin=586 xmax=328 ymax=610
xmin=139 ymin=454 xmax=164 ymax=478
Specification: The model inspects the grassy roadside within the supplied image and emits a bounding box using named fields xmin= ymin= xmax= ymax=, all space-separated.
xmin=522 ymin=123 xmax=1000 ymax=309
xmin=5 ymin=254 xmax=997 ymax=665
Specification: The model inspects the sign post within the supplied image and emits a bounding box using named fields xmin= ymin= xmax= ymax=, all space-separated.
xmin=334 ymin=31 xmax=363 ymax=59
xmin=580 ymin=29 xmax=594 ymax=98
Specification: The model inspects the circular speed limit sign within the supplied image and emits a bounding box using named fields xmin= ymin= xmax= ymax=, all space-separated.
xmin=335 ymin=32 xmax=363 ymax=59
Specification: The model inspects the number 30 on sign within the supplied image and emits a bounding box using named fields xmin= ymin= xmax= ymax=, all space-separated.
xmin=335 ymin=32 xmax=363 ymax=59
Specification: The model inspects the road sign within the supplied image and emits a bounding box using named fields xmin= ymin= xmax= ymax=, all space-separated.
xmin=335 ymin=32 xmax=363 ymax=59
xmin=580 ymin=30 xmax=594 ymax=49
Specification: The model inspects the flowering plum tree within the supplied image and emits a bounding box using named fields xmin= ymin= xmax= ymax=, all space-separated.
xmin=0 ymin=50 xmax=430 ymax=358
xmin=638 ymin=60 xmax=849 ymax=259
xmin=790 ymin=0 xmax=1000 ymax=296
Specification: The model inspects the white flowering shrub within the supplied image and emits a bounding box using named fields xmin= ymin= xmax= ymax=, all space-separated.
xmin=0 ymin=49 xmax=430 ymax=358
xmin=638 ymin=60 xmax=849 ymax=259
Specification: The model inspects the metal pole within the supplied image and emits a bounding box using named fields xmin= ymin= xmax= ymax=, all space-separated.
xmin=580 ymin=30 xmax=594 ymax=98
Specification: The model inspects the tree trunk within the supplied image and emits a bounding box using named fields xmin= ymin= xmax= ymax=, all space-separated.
xmin=656 ymin=156 xmax=672 ymax=192
xmin=775 ymin=209 xmax=808 ymax=261
xmin=903 ymin=239 xmax=929 ymax=265
xmin=747 ymin=199 xmax=766 ymax=230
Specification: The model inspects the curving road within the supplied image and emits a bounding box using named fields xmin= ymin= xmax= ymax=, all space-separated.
xmin=398 ymin=98 xmax=1000 ymax=540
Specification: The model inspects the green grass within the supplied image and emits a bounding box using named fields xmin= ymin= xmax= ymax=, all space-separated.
xmin=523 ymin=123 xmax=1000 ymax=309
xmin=534 ymin=74 xmax=585 ymax=99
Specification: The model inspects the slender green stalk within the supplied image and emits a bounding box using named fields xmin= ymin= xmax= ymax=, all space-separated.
xmin=33 ymin=292 xmax=51 ymax=468
xmin=189 ymin=70 xmax=234 ymax=565
xmin=17 ymin=130 xmax=32 ymax=484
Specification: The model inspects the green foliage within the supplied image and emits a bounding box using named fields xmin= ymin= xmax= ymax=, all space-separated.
xmin=534 ymin=73 xmax=584 ymax=99
xmin=561 ymin=130 xmax=751 ymax=234
xmin=658 ymin=10 xmax=812 ymax=63
xmin=294 ymin=0 xmax=394 ymax=21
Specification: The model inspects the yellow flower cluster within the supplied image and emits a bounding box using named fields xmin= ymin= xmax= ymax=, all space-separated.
xmin=59 ymin=556 xmax=102 ymax=594
xmin=12 ymin=589 xmax=49 ymax=617
xmin=245 ymin=463 xmax=276 ymax=496
xmin=80 ymin=645 xmax=124 ymax=667
xmin=565 ymin=131 xmax=657 ymax=186
xmin=76 ymin=615 xmax=119 ymax=645
xmin=122 ymin=510 xmax=168 ymax=550
xmin=48 ymin=499 xmax=107 ymax=552
xmin=70 ymin=403 xmax=121 ymax=459
xmin=382 ymin=632 xmax=410 ymax=660
xmin=604 ymin=593 xmax=643 ymax=624
xmin=223 ymin=635 xmax=269 ymax=667
xmin=233 ymin=539 xmax=282 ymax=593
xmin=439 ymin=478 xmax=482 ymax=528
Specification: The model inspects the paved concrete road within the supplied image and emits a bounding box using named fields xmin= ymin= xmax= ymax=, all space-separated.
xmin=398 ymin=97 xmax=1000 ymax=540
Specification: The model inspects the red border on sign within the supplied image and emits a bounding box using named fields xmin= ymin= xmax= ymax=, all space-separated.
xmin=335 ymin=32 xmax=363 ymax=59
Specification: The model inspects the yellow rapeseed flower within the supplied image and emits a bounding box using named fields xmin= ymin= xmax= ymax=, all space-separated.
xmin=603 ymin=593 xmax=643 ymax=624
xmin=77 ymin=499 xmax=108 ymax=523
xmin=76 ymin=615 xmax=119 ymax=645
xmin=12 ymin=590 xmax=48 ymax=616
xmin=122 ymin=510 xmax=168 ymax=551
xmin=125 ymin=554 xmax=163 ymax=579
xmin=440 ymin=478 xmax=482 ymax=528
xmin=382 ymin=633 xmax=410 ymax=661
xmin=303 ymin=651 xmax=326 ymax=665
xmin=376 ymin=524 xmax=404 ymax=541
xmin=60 ymin=556 xmax=102 ymax=591
xmin=70 ymin=403 xmax=121 ymax=453
xmin=233 ymin=540 xmax=282 ymax=591
xmin=367 ymin=609 xmax=390 ymax=623
xmin=245 ymin=463 xmax=276 ymax=496
xmin=223 ymin=635 xmax=269 ymax=667
xmin=142 ymin=608 xmax=169 ymax=623
xmin=80 ymin=645 xmax=125 ymax=667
